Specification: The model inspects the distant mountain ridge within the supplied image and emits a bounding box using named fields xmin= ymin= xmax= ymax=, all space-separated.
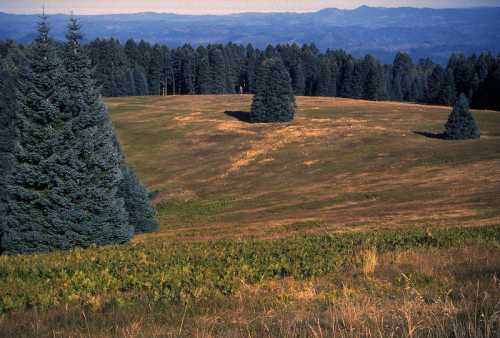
xmin=1 ymin=6 xmax=499 ymax=63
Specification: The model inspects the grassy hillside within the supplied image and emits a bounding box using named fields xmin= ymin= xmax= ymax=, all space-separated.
xmin=1 ymin=95 xmax=499 ymax=337
xmin=108 ymin=95 xmax=500 ymax=242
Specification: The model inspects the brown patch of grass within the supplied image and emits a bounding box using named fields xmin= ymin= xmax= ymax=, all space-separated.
xmin=224 ymin=124 xmax=331 ymax=175
xmin=362 ymin=248 xmax=378 ymax=276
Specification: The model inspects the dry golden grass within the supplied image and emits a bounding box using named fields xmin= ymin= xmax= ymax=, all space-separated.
xmin=362 ymin=248 xmax=378 ymax=276
xmin=105 ymin=95 xmax=500 ymax=242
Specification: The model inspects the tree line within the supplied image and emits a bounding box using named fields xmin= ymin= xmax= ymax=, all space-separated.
xmin=2 ymin=39 xmax=498 ymax=111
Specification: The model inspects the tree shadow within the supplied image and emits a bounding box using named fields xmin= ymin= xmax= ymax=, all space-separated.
xmin=413 ymin=131 xmax=446 ymax=140
xmin=224 ymin=111 xmax=253 ymax=123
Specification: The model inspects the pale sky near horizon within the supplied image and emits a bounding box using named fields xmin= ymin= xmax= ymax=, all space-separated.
xmin=1 ymin=0 xmax=499 ymax=15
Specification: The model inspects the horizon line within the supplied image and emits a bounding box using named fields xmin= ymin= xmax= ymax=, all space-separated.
xmin=1 ymin=5 xmax=499 ymax=16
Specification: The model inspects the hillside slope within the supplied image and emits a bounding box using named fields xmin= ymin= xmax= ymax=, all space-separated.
xmin=106 ymin=95 xmax=500 ymax=242
xmin=1 ymin=95 xmax=499 ymax=336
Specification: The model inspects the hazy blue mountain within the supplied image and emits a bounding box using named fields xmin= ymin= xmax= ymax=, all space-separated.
xmin=1 ymin=6 xmax=499 ymax=63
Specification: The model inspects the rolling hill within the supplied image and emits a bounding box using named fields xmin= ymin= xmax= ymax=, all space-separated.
xmin=105 ymin=95 xmax=500 ymax=241
xmin=1 ymin=6 xmax=500 ymax=63
xmin=1 ymin=95 xmax=499 ymax=336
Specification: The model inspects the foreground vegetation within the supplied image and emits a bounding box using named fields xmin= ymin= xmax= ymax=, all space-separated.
xmin=1 ymin=225 xmax=499 ymax=336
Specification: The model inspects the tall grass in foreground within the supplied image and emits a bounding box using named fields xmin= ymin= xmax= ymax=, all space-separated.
xmin=0 ymin=225 xmax=499 ymax=336
xmin=1 ymin=245 xmax=498 ymax=337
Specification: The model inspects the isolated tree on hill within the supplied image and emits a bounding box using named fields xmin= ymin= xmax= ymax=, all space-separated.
xmin=119 ymin=164 xmax=158 ymax=234
xmin=444 ymin=93 xmax=480 ymax=140
xmin=250 ymin=58 xmax=295 ymax=123
xmin=1 ymin=17 xmax=132 ymax=254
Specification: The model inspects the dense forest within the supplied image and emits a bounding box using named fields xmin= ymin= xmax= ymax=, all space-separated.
xmin=1 ymin=39 xmax=499 ymax=111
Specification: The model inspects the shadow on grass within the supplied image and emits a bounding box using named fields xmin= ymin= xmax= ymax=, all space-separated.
xmin=413 ymin=131 xmax=446 ymax=140
xmin=224 ymin=111 xmax=253 ymax=123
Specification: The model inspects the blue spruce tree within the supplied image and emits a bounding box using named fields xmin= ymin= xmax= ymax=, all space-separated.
xmin=0 ymin=67 xmax=16 ymax=253
xmin=1 ymin=16 xmax=132 ymax=254
xmin=250 ymin=58 xmax=295 ymax=123
xmin=120 ymin=164 xmax=159 ymax=234
xmin=444 ymin=93 xmax=480 ymax=140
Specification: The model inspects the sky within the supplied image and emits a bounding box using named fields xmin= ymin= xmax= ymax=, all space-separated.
xmin=1 ymin=0 xmax=500 ymax=15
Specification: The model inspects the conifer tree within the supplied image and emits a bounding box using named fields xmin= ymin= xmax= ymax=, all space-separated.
xmin=148 ymin=45 xmax=163 ymax=95
xmin=133 ymin=65 xmax=149 ymax=96
xmin=316 ymin=58 xmax=332 ymax=97
xmin=245 ymin=44 xmax=257 ymax=93
xmin=444 ymin=93 xmax=480 ymax=140
xmin=439 ymin=69 xmax=457 ymax=106
xmin=427 ymin=65 xmax=445 ymax=104
xmin=473 ymin=59 xmax=500 ymax=111
xmin=119 ymin=164 xmax=158 ymax=234
xmin=250 ymin=58 xmax=295 ymax=123
xmin=0 ymin=68 xmax=16 ymax=253
xmin=209 ymin=47 xmax=226 ymax=94
xmin=340 ymin=58 xmax=354 ymax=97
xmin=291 ymin=62 xmax=306 ymax=96
xmin=363 ymin=55 xmax=382 ymax=100
xmin=1 ymin=16 xmax=132 ymax=254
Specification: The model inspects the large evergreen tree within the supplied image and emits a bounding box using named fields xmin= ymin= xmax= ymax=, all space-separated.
xmin=473 ymin=59 xmax=500 ymax=111
xmin=444 ymin=93 xmax=480 ymax=140
xmin=391 ymin=52 xmax=414 ymax=101
xmin=1 ymin=17 xmax=132 ymax=254
xmin=363 ymin=55 xmax=382 ymax=100
xmin=340 ymin=58 xmax=355 ymax=97
xmin=250 ymin=58 xmax=295 ymax=123
xmin=426 ymin=65 xmax=445 ymax=104
xmin=133 ymin=65 xmax=149 ymax=96
xmin=439 ymin=69 xmax=457 ymax=106
xmin=316 ymin=57 xmax=332 ymax=97
xmin=209 ymin=47 xmax=226 ymax=94
xmin=0 ymin=68 xmax=16 ymax=253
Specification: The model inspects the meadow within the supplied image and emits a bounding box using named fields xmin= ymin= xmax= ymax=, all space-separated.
xmin=0 ymin=95 xmax=499 ymax=337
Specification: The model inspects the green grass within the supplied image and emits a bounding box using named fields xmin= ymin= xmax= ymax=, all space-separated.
xmin=1 ymin=224 xmax=498 ymax=314
xmin=156 ymin=198 xmax=233 ymax=227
